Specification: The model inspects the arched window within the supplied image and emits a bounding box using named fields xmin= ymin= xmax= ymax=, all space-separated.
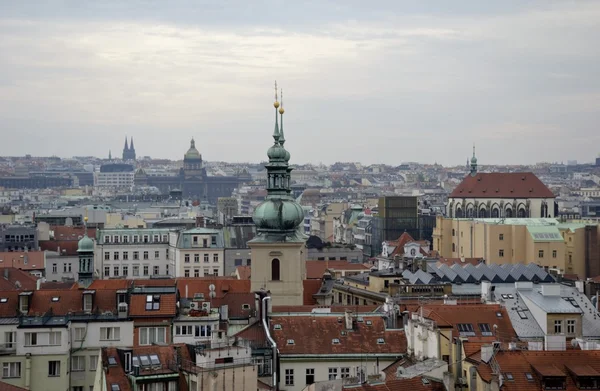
xmin=491 ymin=208 xmax=500 ymax=218
xmin=478 ymin=208 xmax=487 ymax=218
xmin=271 ymin=258 xmax=280 ymax=281
xmin=452 ymin=243 xmax=456 ymax=252
xmin=455 ymin=208 xmax=463 ymax=218
xmin=505 ymin=208 xmax=513 ymax=218
xmin=517 ymin=208 xmax=527 ymax=218
xmin=452 ymin=229 xmax=455 ymax=237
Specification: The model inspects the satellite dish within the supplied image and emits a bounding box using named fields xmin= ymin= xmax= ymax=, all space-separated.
xmin=209 ymin=284 xmax=215 ymax=292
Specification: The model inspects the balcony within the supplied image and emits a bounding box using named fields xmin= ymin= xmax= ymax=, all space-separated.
xmin=0 ymin=342 xmax=16 ymax=355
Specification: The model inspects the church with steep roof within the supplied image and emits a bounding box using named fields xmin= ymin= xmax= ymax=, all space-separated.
xmin=122 ymin=136 xmax=136 ymax=161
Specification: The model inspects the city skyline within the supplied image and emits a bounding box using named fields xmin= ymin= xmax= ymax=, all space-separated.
xmin=1 ymin=1 xmax=599 ymax=165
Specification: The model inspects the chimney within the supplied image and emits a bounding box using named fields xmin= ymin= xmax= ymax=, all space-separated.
xmin=36 ymin=278 xmax=42 ymax=291
xmin=3 ymin=268 xmax=8 ymax=280
xmin=344 ymin=310 xmax=353 ymax=330
xmin=481 ymin=344 xmax=493 ymax=363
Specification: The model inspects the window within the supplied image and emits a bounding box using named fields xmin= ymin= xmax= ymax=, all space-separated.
xmin=525 ymin=373 xmax=534 ymax=381
xmin=479 ymin=323 xmax=492 ymax=336
xmin=287 ymin=339 xmax=295 ymax=345
xmin=554 ymin=320 xmax=563 ymax=334
xmin=100 ymin=327 xmax=120 ymax=341
xmin=133 ymin=251 xmax=139 ymax=260
xmin=25 ymin=332 xmax=37 ymax=346
xmin=204 ymin=254 xmax=209 ymax=263
xmin=185 ymin=254 xmax=190 ymax=263
xmin=48 ymin=360 xmax=61 ymax=377
xmin=113 ymin=236 xmax=119 ymax=243
xmin=90 ymin=355 xmax=98 ymax=371
xmin=133 ymin=265 xmax=139 ymax=276
xmin=133 ymin=235 xmax=139 ymax=243
xmin=458 ymin=323 xmax=475 ymax=336
xmin=104 ymin=266 xmax=110 ymax=277
xmin=499 ymin=249 xmax=504 ymax=257
xmin=143 ymin=251 xmax=149 ymax=260
xmin=176 ymin=325 xmax=193 ymax=336
xmin=213 ymin=269 xmax=219 ymax=276
xmin=517 ymin=310 xmax=528 ymax=319
xmin=113 ymin=266 xmax=119 ymax=276
xmin=154 ymin=251 xmax=159 ymax=259
xmin=72 ymin=356 xmax=85 ymax=371
xmin=306 ymin=368 xmax=315 ymax=385
xmin=211 ymin=236 xmax=217 ymax=245
xmin=124 ymin=352 xmax=131 ymax=372
xmin=184 ymin=269 xmax=190 ymax=277
xmin=213 ymin=254 xmax=219 ymax=263
xmin=104 ymin=236 xmax=110 ymax=243
xmin=123 ymin=251 xmax=128 ymax=260
xmin=4 ymin=331 xmax=15 ymax=349
xmin=153 ymin=265 xmax=159 ymax=275
xmin=505 ymin=372 xmax=514 ymax=381
xmin=341 ymin=367 xmax=350 ymax=378
xmin=285 ymin=369 xmax=294 ymax=386
xmin=74 ymin=327 xmax=86 ymax=341
xmin=539 ymin=250 xmax=544 ymax=258
xmin=145 ymin=295 xmax=160 ymax=310
xmin=552 ymin=250 xmax=557 ymax=258
xmin=123 ymin=235 xmax=128 ymax=243
xmin=329 ymin=367 xmax=338 ymax=380
xmin=377 ymin=338 xmax=385 ymax=344
xmin=332 ymin=338 xmax=340 ymax=344
xmin=271 ymin=258 xmax=280 ymax=281
xmin=194 ymin=254 xmax=200 ymax=263
xmin=139 ymin=327 xmax=166 ymax=345
xmin=452 ymin=229 xmax=455 ymax=236
xmin=193 ymin=236 xmax=198 ymax=245
xmin=194 ymin=325 xmax=212 ymax=337
xmin=143 ymin=235 xmax=149 ymax=243
xmin=113 ymin=252 xmax=119 ymax=261
xmin=104 ymin=252 xmax=110 ymax=260
xmin=2 ymin=362 xmax=20 ymax=378
xmin=143 ymin=265 xmax=149 ymax=276
xmin=52 ymin=263 xmax=57 ymax=273
xmin=123 ymin=266 xmax=128 ymax=276
xmin=203 ymin=238 xmax=208 ymax=247
xmin=194 ymin=269 xmax=200 ymax=277
xmin=567 ymin=319 xmax=576 ymax=334
xmin=499 ymin=234 xmax=504 ymax=241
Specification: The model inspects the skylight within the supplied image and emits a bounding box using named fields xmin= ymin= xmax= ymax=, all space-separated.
xmin=525 ymin=373 xmax=534 ymax=381
xmin=479 ymin=323 xmax=493 ymax=336
xmin=377 ymin=338 xmax=385 ymax=344
xmin=505 ymin=373 xmax=514 ymax=381
xmin=457 ymin=323 xmax=476 ymax=336
xmin=132 ymin=357 xmax=139 ymax=368
xmin=287 ymin=339 xmax=295 ymax=345
xmin=563 ymin=297 xmax=580 ymax=308
xmin=111 ymin=385 xmax=120 ymax=391
xmin=51 ymin=297 xmax=60 ymax=302
xmin=145 ymin=295 xmax=160 ymax=311
xmin=273 ymin=324 xmax=282 ymax=330
xmin=366 ymin=320 xmax=372 ymax=326
xmin=108 ymin=357 xmax=117 ymax=366
xmin=149 ymin=354 xmax=160 ymax=366
xmin=139 ymin=355 xmax=150 ymax=367
xmin=332 ymin=338 xmax=340 ymax=344
xmin=0 ymin=298 xmax=7 ymax=303
xmin=517 ymin=310 xmax=528 ymax=320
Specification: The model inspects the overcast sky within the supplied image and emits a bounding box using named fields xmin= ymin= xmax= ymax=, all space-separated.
xmin=0 ymin=1 xmax=599 ymax=166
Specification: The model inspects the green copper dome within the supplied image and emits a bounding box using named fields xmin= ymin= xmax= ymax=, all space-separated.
xmin=267 ymin=144 xmax=287 ymax=161
xmin=77 ymin=235 xmax=94 ymax=252
xmin=185 ymin=138 xmax=202 ymax=160
xmin=253 ymin=198 xmax=304 ymax=232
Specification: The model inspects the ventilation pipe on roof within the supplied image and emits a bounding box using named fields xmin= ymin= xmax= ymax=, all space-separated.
xmin=261 ymin=295 xmax=278 ymax=390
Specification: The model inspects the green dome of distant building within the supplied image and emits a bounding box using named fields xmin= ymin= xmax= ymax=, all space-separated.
xmin=77 ymin=235 xmax=94 ymax=252
xmin=184 ymin=138 xmax=202 ymax=160
xmin=471 ymin=155 xmax=478 ymax=164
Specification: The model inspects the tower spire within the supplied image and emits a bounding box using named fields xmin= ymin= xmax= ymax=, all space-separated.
xmin=130 ymin=137 xmax=135 ymax=150
xmin=124 ymin=137 xmax=129 ymax=151
xmin=273 ymin=81 xmax=280 ymax=143
xmin=470 ymin=143 xmax=478 ymax=176
xmin=279 ymin=88 xmax=285 ymax=145
xmin=108 ymin=150 xmax=112 ymax=160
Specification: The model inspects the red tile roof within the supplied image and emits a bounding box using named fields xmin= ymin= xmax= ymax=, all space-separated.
xmin=89 ymin=279 xmax=133 ymax=290
xmin=416 ymin=304 xmax=516 ymax=339
xmin=272 ymin=304 xmax=381 ymax=313
xmin=103 ymin=348 xmax=131 ymax=391
xmin=343 ymin=377 xmax=445 ymax=391
xmin=39 ymin=240 xmax=79 ymax=256
xmin=235 ymin=265 xmax=251 ymax=280
xmin=0 ymin=381 xmax=29 ymax=391
xmin=0 ymin=267 xmax=38 ymax=290
xmin=303 ymin=279 xmax=321 ymax=305
xmin=271 ymin=316 xmax=406 ymax=356
xmin=0 ymin=291 xmax=20 ymax=318
xmin=450 ymin=172 xmax=555 ymax=198
xmin=39 ymin=281 xmax=77 ymax=290
xmin=305 ymin=260 xmax=370 ymax=279
xmin=0 ymin=251 xmax=45 ymax=270
xmin=129 ymin=293 xmax=177 ymax=317
xmin=51 ymin=226 xmax=96 ymax=240
xmin=28 ymin=289 xmax=83 ymax=316
xmin=176 ymin=278 xmax=250 ymax=299
xmin=132 ymin=278 xmax=176 ymax=288
xmin=212 ymin=292 xmax=256 ymax=319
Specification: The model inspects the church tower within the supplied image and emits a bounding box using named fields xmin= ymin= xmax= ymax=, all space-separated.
xmin=77 ymin=217 xmax=95 ymax=288
xmin=470 ymin=144 xmax=478 ymax=176
xmin=122 ymin=137 xmax=136 ymax=161
xmin=249 ymin=83 xmax=307 ymax=306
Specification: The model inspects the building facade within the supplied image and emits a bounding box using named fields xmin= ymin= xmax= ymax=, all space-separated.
xmin=173 ymin=228 xmax=225 ymax=278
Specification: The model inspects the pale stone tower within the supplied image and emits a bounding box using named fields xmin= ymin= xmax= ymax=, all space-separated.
xmin=249 ymin=83 xmax=307 ymax=306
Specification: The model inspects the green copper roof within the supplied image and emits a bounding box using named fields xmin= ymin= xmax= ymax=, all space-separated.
xmin=184 ymin=138 xmax=202 ymax=160
xmin=527 ymin=226 xmax=564 ymax=242
xmin=77 ymin=235 xmax=94 ymax=252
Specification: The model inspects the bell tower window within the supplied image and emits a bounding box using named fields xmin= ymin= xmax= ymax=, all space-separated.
xmin=271 ymin=259 xmax=280 ymax=281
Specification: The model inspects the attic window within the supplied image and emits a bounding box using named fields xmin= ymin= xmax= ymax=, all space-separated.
xmin=525 ymin=373 xmax=534 ymax=381
xmin=496 ymin=312 xmax=502 ymax=318
xmin=111 ymin=385 xmax=120 ymax=391
xmin=366 ymin=320 xmax=373 ymax=326
xmin=242 ymin=304 xmax=251 ymax=310
xmin=332 ymin=338 xmax=340 ymax=344
xmin=145 ymin=295 xmax=160 ymax=311
xmin=0 ymin=298 xmax=7 ymax=303
xmin=108 ymin=357 xmax=117 ymax=366
xmin=457 ymin=323 xmax=475 ymax=336
xmin=274 ymin=324 xmax=282 ymax=330
xmin=505 ymin=373 xmax=514 ymax=381
xmin=422 ymin=378 xmax=430 ymax=385
xmin=132 ymin=356 xmax=140 ymax=368
xmin=479 ymin=323 xmax=493 ymax=336
xmin=149 ymin=354 xmax=160 ymax=366
xmin=357 ymin=317 xmax=364 ymax=323
xmin=139 ymin=355 xmax=150 ymax=367
xmin=517 ymin=310 xmax=528 ymax=320
xmin=337 ymin=317 xmax=342 ymax=323
xmin=287 ymin=339 xmax=295 ymax=345
xmin=51 ymin=297 xmax=60 ymax=302
xmin=377 ymin=338 xmax=385 ymax=344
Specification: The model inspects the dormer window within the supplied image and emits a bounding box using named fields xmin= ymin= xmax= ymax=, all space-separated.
xmin=274 ymin=324 xmax=282 ymax=330
xmin=0 ymin=298 xmax=7 ymax=303
xmin=51 ymin=297 xmax=60 ymax=302
xmin=357 ymin=317 xmax=364 ymax=323
xmin=242 ymin=304 xmax=251 ymax=310
xmin=332 ymin=338 xmax=340 ymax=344
xmin=377 ymin=338 xmax=385 ymax=344
xmin=83 ymin=294 xmax=93 ymax=313
xmin=145 ymin=295 xmax=160 ymax=311
xmin=287 ymin=339 xmax=295 ymax=345
xmin=366 ymin=320 xmax=372 ymax=326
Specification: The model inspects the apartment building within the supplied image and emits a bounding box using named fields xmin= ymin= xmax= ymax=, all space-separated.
xmin=433 ymin=216 xmax=599 ymax=278
xmin=173 ymin=228 xmax=225 ymax=278
xmin=95 ymin=228 xmax=173 ymax=279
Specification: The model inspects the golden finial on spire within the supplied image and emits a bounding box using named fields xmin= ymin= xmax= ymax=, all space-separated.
xmin=273 ymin=80 xmax=280 ymax=108
xmin=279 ymin=88 xmax=284 ymax=114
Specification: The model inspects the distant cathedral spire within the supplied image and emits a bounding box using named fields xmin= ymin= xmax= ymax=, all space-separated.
xmin=130 ymin=137 xmax=135 ymax=150
xmin=108 ymin=150 xmax=112 ymax=160
xmin=470 ymin=143 xmax=478 ymax=176
xmin=124 ymin=137 xmax=129 ymax=151
xmin=272 ymin=81 xmax=280 ymax=143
